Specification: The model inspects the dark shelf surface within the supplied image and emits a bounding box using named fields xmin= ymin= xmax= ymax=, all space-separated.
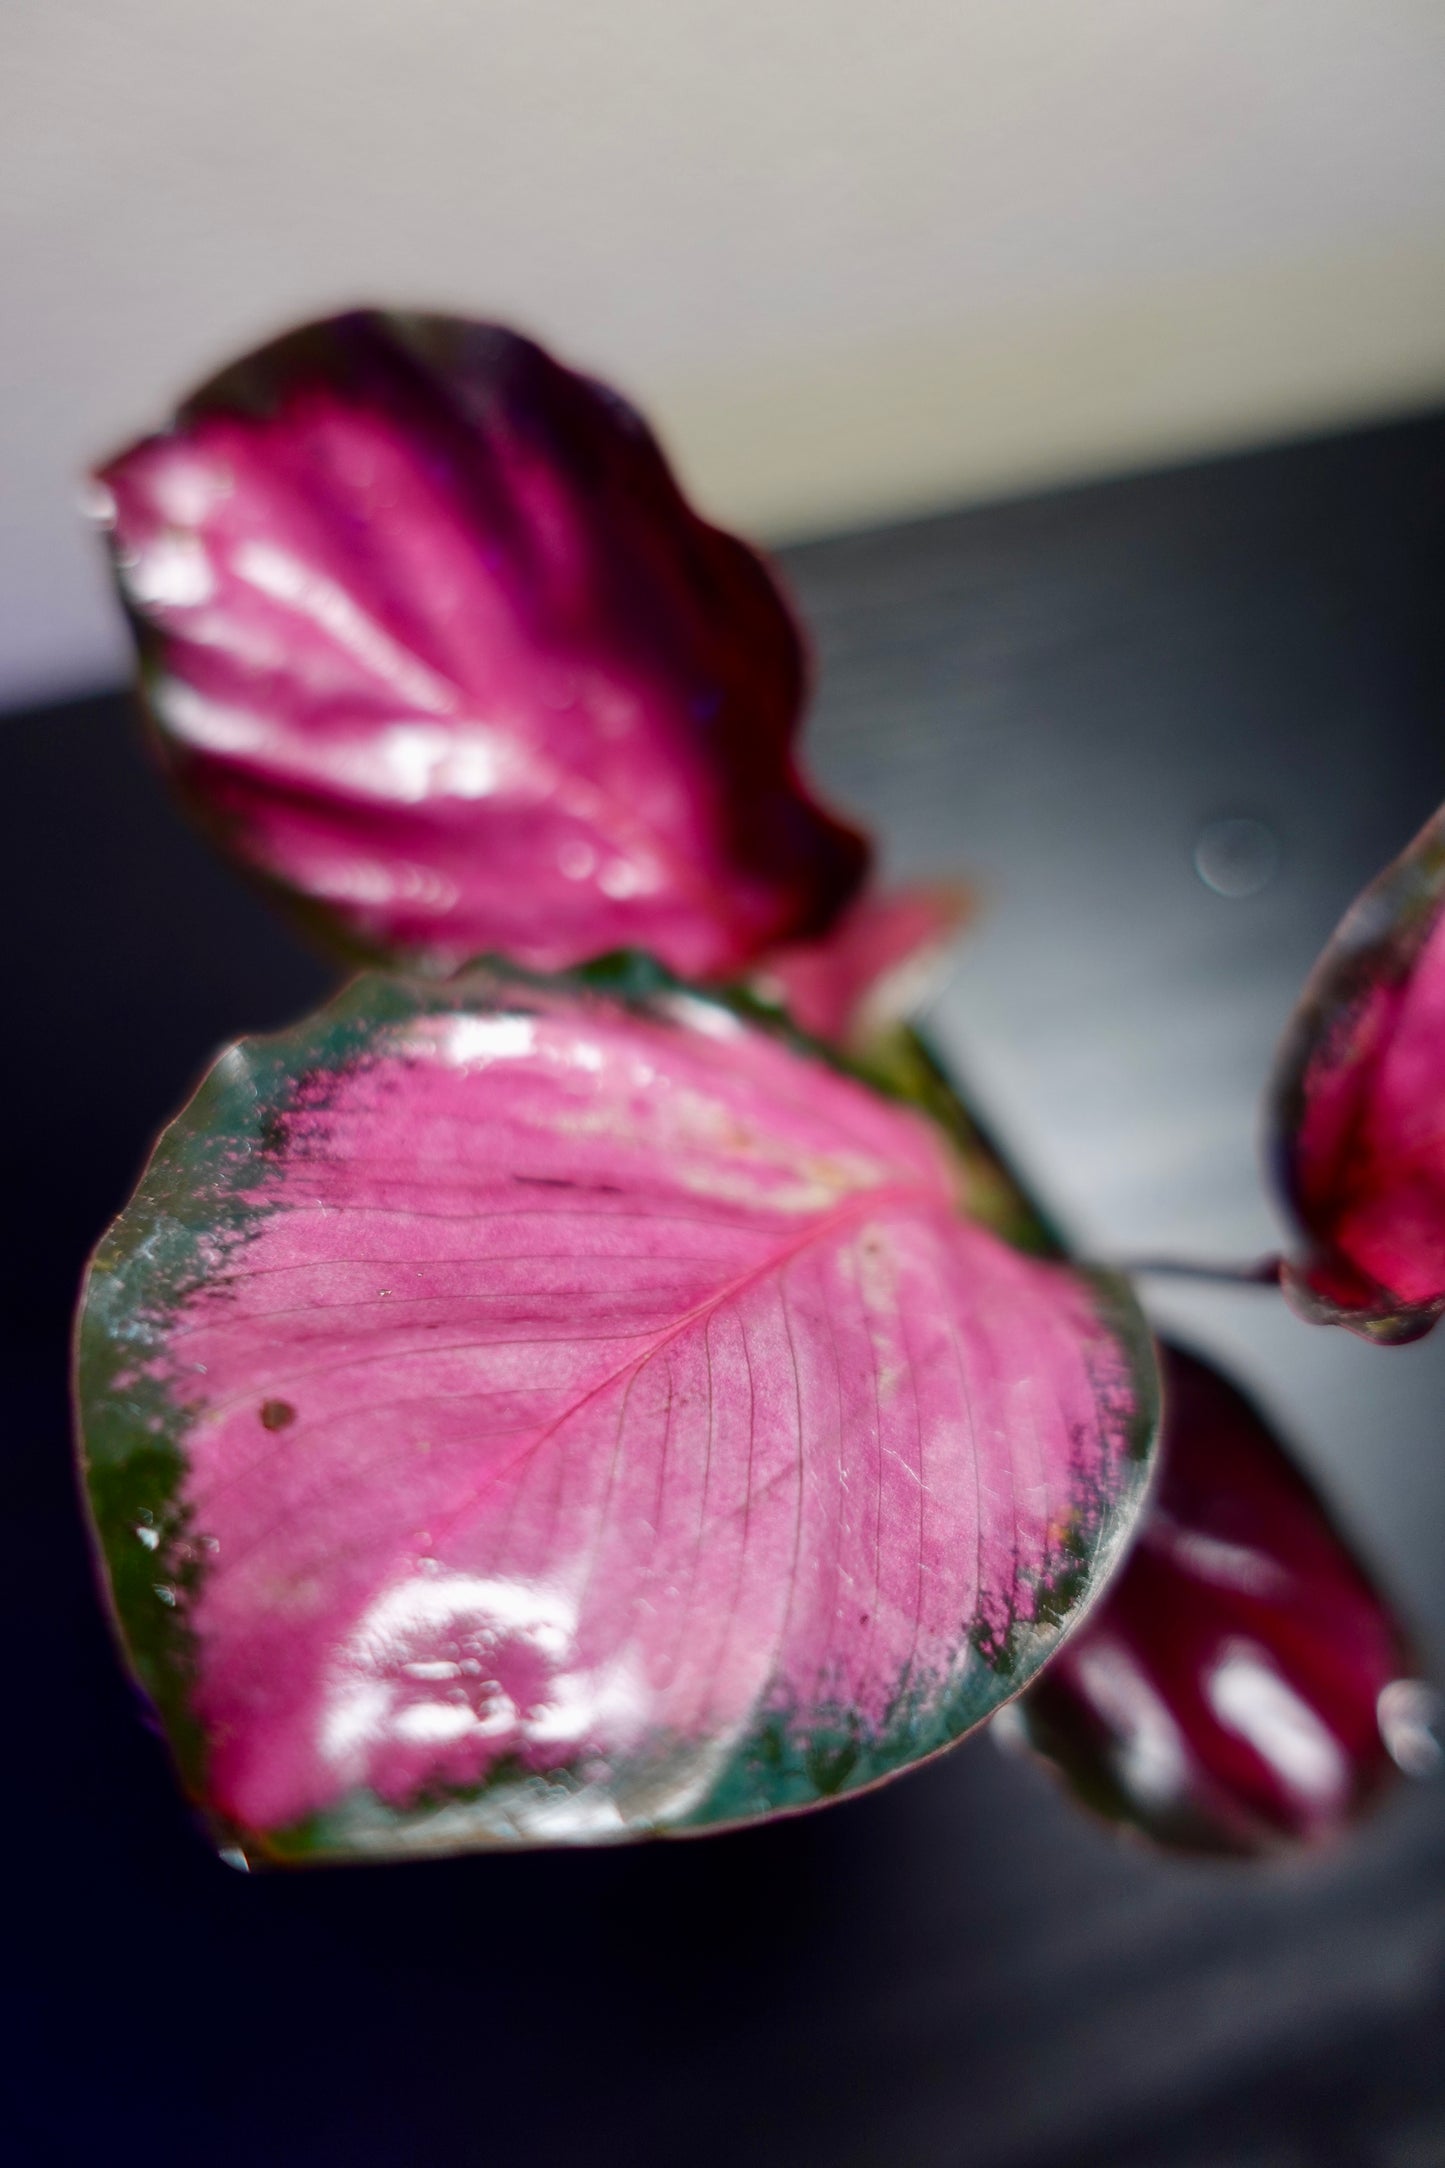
xmin=5 ymin=411 xmax=1445 ymax=2168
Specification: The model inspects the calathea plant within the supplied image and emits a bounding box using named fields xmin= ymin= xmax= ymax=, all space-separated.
xmin=77 ymin=310 xmax=1437 ymax=1868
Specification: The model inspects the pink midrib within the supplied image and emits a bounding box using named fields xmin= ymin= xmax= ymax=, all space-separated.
xmin=186 ymin=1173 xmax=945 ymax=1575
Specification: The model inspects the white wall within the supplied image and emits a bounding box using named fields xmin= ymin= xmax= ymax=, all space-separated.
xmin=5 ymin=0 xmax=1445 ymax=705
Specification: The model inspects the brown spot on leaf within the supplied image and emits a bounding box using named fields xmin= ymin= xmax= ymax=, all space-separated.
xmin=260 ymin=1399 xmax=296 ymax=1432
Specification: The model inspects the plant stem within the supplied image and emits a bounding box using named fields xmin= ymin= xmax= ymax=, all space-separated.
xmin=1108 ymin=1253 xmax=1284 ymax=1289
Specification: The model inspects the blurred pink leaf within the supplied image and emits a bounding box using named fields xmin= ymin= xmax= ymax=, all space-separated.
xmin=1005 ymin=1343 xmax=1429 ymax=1855
xmin=77 ymin=963 xmax=1156 ymax=1863
xmin=1271 ymin=806 xmax=1445 ymax=1342
xmin=93 ymin=311 xmax=867 ymax=978
xmin=750 ymin=881 xmax=971 ymax=1048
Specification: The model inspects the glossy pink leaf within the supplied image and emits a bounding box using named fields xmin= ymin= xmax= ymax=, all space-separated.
xmin=750 ymin=881 xmax=971 ymax=1048
xmin=92 ymin=311 xmax=867 ymax=977
xmin=76 ymin=964 xmax=1156 ymax=1863
xmin=1004 ymin=1343 xmax=1431 ymax=1855
xmin=1271 ymin=805 xmax=1445 ymax=1341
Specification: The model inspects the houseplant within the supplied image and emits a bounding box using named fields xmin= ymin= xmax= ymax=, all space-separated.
xmin=75 ymin=310 xmax=1438 ymax=1867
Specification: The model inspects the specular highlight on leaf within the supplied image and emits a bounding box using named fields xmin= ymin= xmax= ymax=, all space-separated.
xmin=93 ymin=309 xmax=868 ymax=980
xmin=1003 ymin=1343 xmax=1427 ymax=1854
xmin=76 ymin=966 xmax=1157 ymax=1863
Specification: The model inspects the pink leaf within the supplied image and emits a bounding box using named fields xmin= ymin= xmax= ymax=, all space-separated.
xmin=77 ymin=964 xmax=1156 ymax=1862
xmin=1271 ymin=806 xmax=1445 ymax=1341
xmin=1005 ymin=1344 xmax=1428 ymax=1854
xmin=92 ymin=311 xmax=868 ymax=978
xmin=750 ymin=881 xmax=971 ymax=1048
